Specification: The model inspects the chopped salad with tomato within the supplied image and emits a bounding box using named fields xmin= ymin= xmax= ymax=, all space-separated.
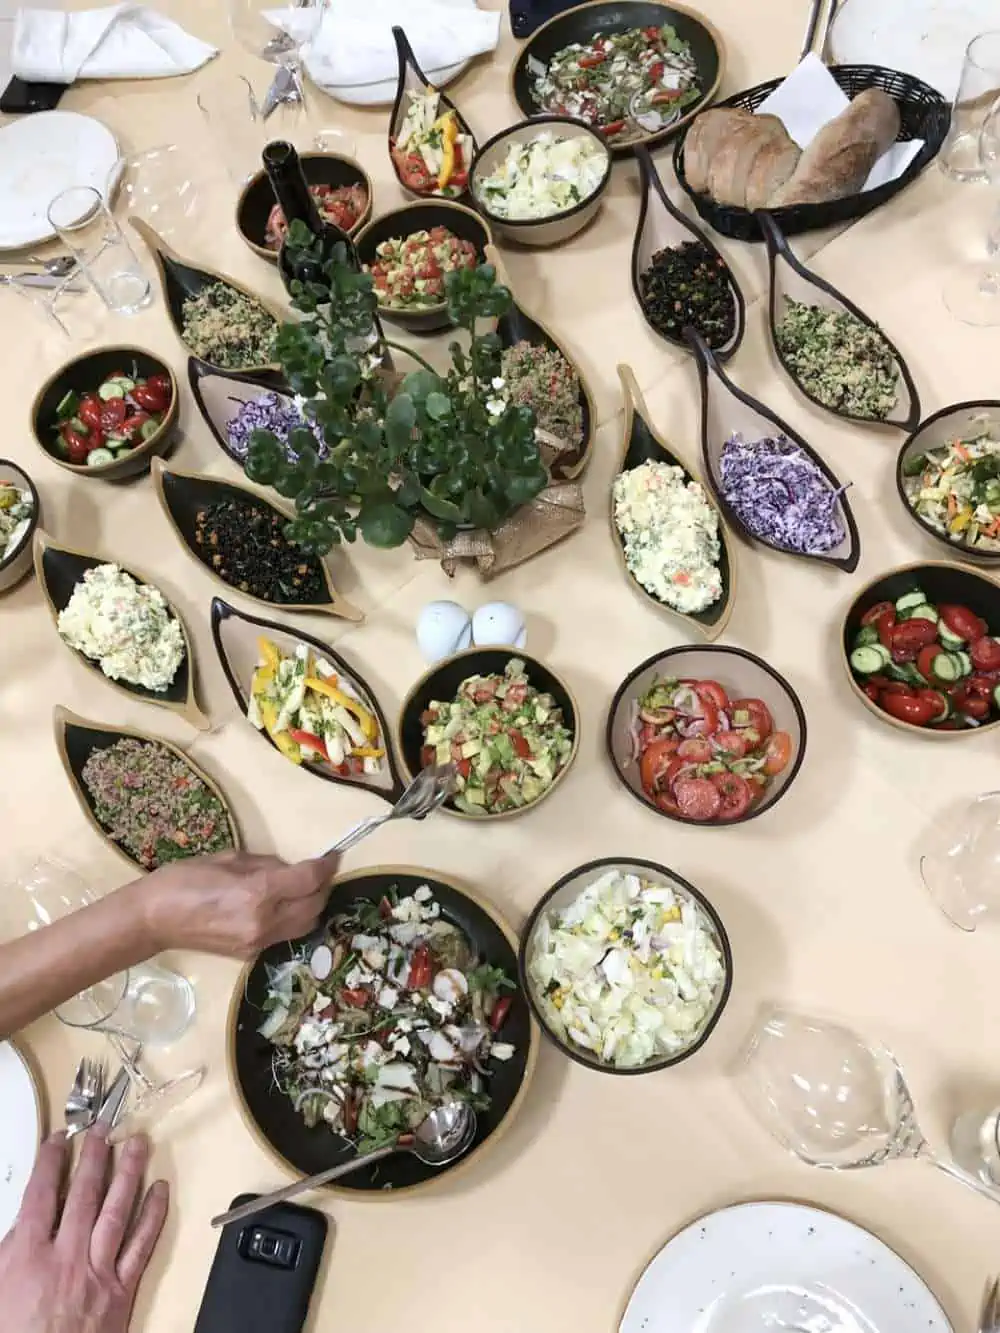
xmin=52 ymin=366 xmax=172 ymax=468
xmin=259 ymin=883 xmax=516 ymax=1154
xmin=264 ymin=182 xmax=368 ymax=249
xmin=248 ymin=637 xmax=386 ymax=778
xmin=849 ymin=588 xmax=1000 ymax=729
xmin=630 ymin=675 xmax=794 ymax=823
xmin=390 ymin=90 xmax=474 ymax=198
xmin=527 ymin=25 xmax=701 ymax=147
xmin=367 ymin=226 xmax=478 ymax=310
xmin=420 ymin=658 xmax=575 ymax=815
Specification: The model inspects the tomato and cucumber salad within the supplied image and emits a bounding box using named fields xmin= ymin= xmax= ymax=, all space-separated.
xmin=632 ymin=674 xmax=794 ymax=823
xmin=849 ymin=587 xmax=1000 ymax=729
xmin=53 ymin=366 xmax=173 ymax=467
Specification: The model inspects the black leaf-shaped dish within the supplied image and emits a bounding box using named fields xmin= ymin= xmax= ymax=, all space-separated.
xmin=613 ymin=363 xmax=735 ymax=639
xmin=0 ymin=459 xmax=40 ymax=595
xmin=210 ymin=597 xmax=404 ymax=804
xmin=389 ymin=26 xmax=478 ymax=201
xmin=151 ymin=459 xmax=363 ymax=622
xmin=510 ymin=0 xmax=724 ymax=158
xmin=54 ymin=705 xmax=241 ymax=872
xmin=187 ymin=358 xmax=290 ymax=468
xmin=130 ymin=217 xmax=284 ymax=375
xmin=896 ymin=401 xmax=1000 ymax=564
xmin=485 ymin=244 xmax=593 ymax=481
xmin=230 ymin=865 xmax=537 ymax=1194
xmin=632 ymin=146 xmax=744 ymax=361
xmin=354 ymin=200 xmax=493 ymax=334
xmin=236 ymin=152 xmax=374 ymax=263
xmin=758 ymin=211 xmax=920 ymax=432
xmin=33 ymin=529 xmax=208 ymax=729
xmin=689 ymin=329 xmax=861 ymax=573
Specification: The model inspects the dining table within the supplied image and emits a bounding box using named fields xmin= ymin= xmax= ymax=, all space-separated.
xmin=3 ymin=0 xmax=1000 ymax=1329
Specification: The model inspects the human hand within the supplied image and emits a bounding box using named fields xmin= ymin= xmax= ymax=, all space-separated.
xmin=140 ymin=849 xmax=341 ymax=959
xmin=0 ymin=1129 xmax=168 ymax=1333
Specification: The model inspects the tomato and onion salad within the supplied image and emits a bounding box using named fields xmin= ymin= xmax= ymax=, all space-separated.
xmin=628 ymin=674 xmax=794 ymax=823
xmin=264 ymin=182 xmax=368 ymax=249
xmin=849 ymin=587 xmax=1000 ymax=729
xmin=52 ymin=367 xmax=172 ymax=467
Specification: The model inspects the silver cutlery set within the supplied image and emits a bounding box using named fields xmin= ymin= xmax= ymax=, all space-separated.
xmin=0 ymin=252 xmax=83 ymax=290
xmin=64 ymin=1053 xmax=132 ymax=1138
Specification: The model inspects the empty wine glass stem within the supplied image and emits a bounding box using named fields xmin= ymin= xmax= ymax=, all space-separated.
xmin=928 ymin=1151 xmax=1000 ymax=1205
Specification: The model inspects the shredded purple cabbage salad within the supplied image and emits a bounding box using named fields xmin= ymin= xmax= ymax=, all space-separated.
xmin=719 ymin=432 xmax=846 ymax=554
xmin=226 ymin=392 xmax=325 ymax=462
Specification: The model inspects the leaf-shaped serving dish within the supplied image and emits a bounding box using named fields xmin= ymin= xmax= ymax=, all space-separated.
xmin=54 ymin=705 xmax=241 ymax=872
xmin=485 ymin=244 xmax=594 ymax=482
xmin=612 ymin=363 xmax=735 ymax=640
xmin=33 ymin=529 xmax=209 ymax=729
xmin=758 ymin=211 xmax=920 ymax=432
xmin=129 ymin=217 xmax=284 ymax=375
xmin=388 ymin=25 xmax=478 ymax=201
xmin=236 ymin=151 xmax=374 ymax=263
xmin=187 ymin=357 xmax=290 ymax=468
xmin=631 ymin=146 xmax=744 ymax=362
xmin=689 ymin=329 xmax=861 ymax=573
xmin=151 ymin=459 xmax=363 ymax=622
xmin=210 ymin=597 xmax=404 ymax=804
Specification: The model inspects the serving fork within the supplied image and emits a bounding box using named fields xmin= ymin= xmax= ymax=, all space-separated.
xmin=64 ymin=1057 xmax=106 ymax=1139
xmin=323 ymin=762 xmax=457 ymax=855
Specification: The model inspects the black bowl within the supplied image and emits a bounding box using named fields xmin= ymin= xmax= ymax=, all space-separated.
xmin=236 ymin=152 xmax=373 ymax=261
xmin=229 ymin=866 xmax=537 ymax=1194
xmin=896 ymin=402 xmax=1000 ymax=564
xmin=397 ymin=647 xmax=580 ymax=819
xmin=510 ymin=0 xmax=723 ymax=157
xmin=519 ymin=856 xmax=732 ymax=1073
xmin=354 ymin=201 xmax=493 ymax=333
xmin=0 ymin=459 xmax=40 ymax=594
xmin=31 ymin=347 xmax=179 ymax=480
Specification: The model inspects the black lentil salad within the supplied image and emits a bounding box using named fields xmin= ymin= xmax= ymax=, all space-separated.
xmin=638 ymin=241 xmax=735 ymax=348
xmin=81 ymin=737 xmax=234 ymax=870
xmin=774 ymin=299 xmax=899 ymax=421
xmin=194 ymin=494 xmax=328 ymax=604
xmin=181 ymin=281 xmax=278 ymax=370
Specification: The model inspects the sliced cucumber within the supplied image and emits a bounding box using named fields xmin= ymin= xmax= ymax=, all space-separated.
xmin=957 ymin=650 xmax=973 ymax=675
xmin=931 ymin=653 xmax=962 ymax=682
xmin=993 ymin=684 xmax=1000 ymax=711
xmin=55 ymin=389 xmax=78 ymax=419
xmin=853 ymin=625 xmax=879 ymax=649
xmin=895 ymin=590 xmax=926 ymax=614
xmin=86 ymin=448 xmax=115 ymax=467
xmin=927 ymin=691 xmax=952 ymax=722
xmin=850 ymin=645 xmax=887 ymax=674
xmin=904 ymin=604 xmax=938 ymax=624
xmin=139 ymin=418 xmax=161 ymax=441
xmin=887 ymin=662 xmax=923 ymax=685
xmin=98 ymin=381 xmax=125 ymax=400
xmin=902 ymin=452 xmax=928 ymax=478
xmin=939 ymin=622 xmax=965 ymax=647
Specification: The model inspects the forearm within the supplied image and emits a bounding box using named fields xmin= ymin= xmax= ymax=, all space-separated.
xmin=0 ymin=880 xmax=156 ymax=1038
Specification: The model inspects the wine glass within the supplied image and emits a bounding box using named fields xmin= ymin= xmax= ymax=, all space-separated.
xmin=920 ymin=790 xmax=1000 ymax=930
xmin=943 ymin=93 xmax=1000 ymax=325
xmin=738 ymin=1005 xmax=1000 ymax=1205
xmin=229 ymin=0 xmax=326 ymax=120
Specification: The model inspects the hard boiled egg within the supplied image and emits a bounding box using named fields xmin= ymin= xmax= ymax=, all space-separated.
xmin=472 ymin=602 xmax=527 ymax=649
xmin=416 ymin=600 xmax=472 ymax=662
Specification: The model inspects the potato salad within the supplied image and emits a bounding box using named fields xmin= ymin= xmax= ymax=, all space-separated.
xmin=474 ymin=132 xmax=608 ymax=220
xmin=527 ymin=868 xmax=726 ymax=1068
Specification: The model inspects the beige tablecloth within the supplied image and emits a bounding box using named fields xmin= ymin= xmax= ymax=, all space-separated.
xmin=3 ymin=2 xmax=1000 ymax=1330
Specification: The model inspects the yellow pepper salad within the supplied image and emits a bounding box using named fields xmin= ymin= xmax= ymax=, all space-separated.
xmin=248 ymin=638 xmax=385 ymax=776
xmin=390 ymin=89 xmax=474 ymax=197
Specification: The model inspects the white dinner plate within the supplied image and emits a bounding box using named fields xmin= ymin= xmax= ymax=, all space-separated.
xmin=0 ymin=1040 xmax=42 ymax=1240
xmin=0 ymin=111 xmax=119 ymax=250
xmin=620 ymin=1201 xmax=953 ymax=1333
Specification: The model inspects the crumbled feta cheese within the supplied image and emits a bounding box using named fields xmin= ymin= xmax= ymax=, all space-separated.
xmin=491 ymin=1042 xmax=515 ymax=1062
xmin=344 ymin=963 xmax=373 ymax=989
xmin=378 ymin=986 xmax=398 ymax=1010
xmin=414 ymin=885 xmax=433 ymax=903
xmin=362 ymin=948 xmax=387 ymax=972
xmin=395 ymin=1018 xmax=413 ymax=1034
xmin=427 ymin=996 xmax=453 ymax=1020
xmin=392 ymin=895 xmax=423 ymax=923
xmin=390 ymin=1035 xmax=411 ymax=1058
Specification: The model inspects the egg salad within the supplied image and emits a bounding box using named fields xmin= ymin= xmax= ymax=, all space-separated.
xmin=473 ymin=131 xmax=609 ymax=220
xmin=528 ymin=868 xmax=726 ymax=1069
xmin=613 ymin=459 xmax=722 ymax=613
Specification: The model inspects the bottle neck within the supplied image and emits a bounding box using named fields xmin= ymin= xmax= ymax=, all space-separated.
xmin=262 ymin=139 xmax=325 ymax=236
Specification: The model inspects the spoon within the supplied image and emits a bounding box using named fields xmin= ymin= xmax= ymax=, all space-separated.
xmin=210 ymin=1102 xmax=477 ymax=1227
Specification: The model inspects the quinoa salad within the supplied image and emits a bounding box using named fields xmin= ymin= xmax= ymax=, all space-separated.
xmin=181 ymin=282 xmax=278 ymax=370
xmin=499 ymin=340 xmax=584 ymax=457
xmin=81 ymin=737 xmax=235 ymax=870
xmin=774 ymin=299 xmax=899 ymax=421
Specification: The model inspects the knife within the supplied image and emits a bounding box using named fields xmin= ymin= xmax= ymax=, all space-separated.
xmin=0 ymin=273 xmax=85 ymax=291
xmin=95 ymin=1063 xmax=131 ymax=1131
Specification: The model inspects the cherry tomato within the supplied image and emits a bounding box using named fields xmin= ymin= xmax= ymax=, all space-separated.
xmin=78 ymin=394 xmax=103 ymax=431
xmin=640 ymin=739 xmax=678 ymax=795
xmin=407 ymin=946 xmax=433 ymax=991
xmin=677 ymin=737 xmax=713 ymax=762
xmin=121 ymin=410 xmax=152 ymax=442
xmin=132 ymin=382 xmax=169 ymax=414
xmin=674 ymin=777 xmax=722 ymax=822
xmin=863 ymin=682 xmax=882 ymax=702
xmin=880 ymin=692 xmax=939 ymax=726
xmin=915 ymin=688 xmax=948 ymax=721
xmin=60 ymin=423 xmax=92 ymax=464
xmin=938 ymin=603 xmax=987 ymax=643
xmin=100 ymin=397 xmax=127 ymax=432
xmin=917 ymin=644 xmax=944 ymax=682
xmin=711 ymin=771 xmax=753 ymax=820
xmin=714 ymin=730 xmax=748 ymax=758
xmin=861 ymin=601 xmax=895 ymax=627
xmin=489 ymin=997 xmax=512 ymax=1034
xmin=420 ymin=745 xmax=436 ymax=768
xmin=456 ymin=757 xmax=472 ymax=780
xmin=694 ymin=680 xmax=728 ymax=711
xmin=339 ymin=988 xmax=369 ymax=1008
xmin=654 ymin=790 xmax=680 ymax=815
xmin=891 ymin=619 xmax=938 ymax=654
xmin=881 ymin=681 xmax=915 ymax=696
xmin=965 ymin=674 xmax=997 ymax=698
xmin=867 ymin=674 xmax=893 ymax=689
xmin=971 ymin=636 xmax=1000 ymax=671
xmin=730 ymin=698 xmax=773 ymax=740
xmin=146 ymin=373 xmax=173 ymax=398
xmin=961 ymin=696 xmax=991 ymax=721
xmin=763 ymin=731 xmax=793 ymax=775
xmin=508 ymin=729 xmax=532 ymax=759
xmin=687 ymin=698 xmax=720 ymax=736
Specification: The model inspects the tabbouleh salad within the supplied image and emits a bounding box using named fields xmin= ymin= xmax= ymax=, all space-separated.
xmin=181 ymin=281 xmax=278 ymax=369
xmin=774 ymin=299 xmax=899 ymax=422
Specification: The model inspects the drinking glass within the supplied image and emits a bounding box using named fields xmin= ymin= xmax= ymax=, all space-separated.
xmin=738 ymin=1005 xmax=1000 ymax=1205
xmin=229 ymin=0 xmax=326 ymax=121
xmin=108 ymin=143 xmax=212 ymax=249
xmin=940 ymin=31 xmax=1000 ymax=181
xmin=943 ymin=96 xmax=1000 ymax=323
xmin=46 ymin=186 xmax=151 ymax=315
xmin=919 ymin=790 xmax=1000 ymax=929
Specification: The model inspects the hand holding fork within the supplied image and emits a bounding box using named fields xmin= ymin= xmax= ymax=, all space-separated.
xmin=323 ymin=763 xmax=457 ymax=856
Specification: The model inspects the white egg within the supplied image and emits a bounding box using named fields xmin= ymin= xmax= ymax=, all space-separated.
xmin=472 ymin=602 xmax=527 ymax=649
xmin=416 ymin=600 xmax=472 ymax=662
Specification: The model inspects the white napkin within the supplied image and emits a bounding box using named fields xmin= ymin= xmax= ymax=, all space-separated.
xmin=756 ymin=53 xmax=924 ymax=191
xmin=11 ymin=3 xmax=218 ymax=83
xmin=304 ymin=0 xmax=500 ymax=91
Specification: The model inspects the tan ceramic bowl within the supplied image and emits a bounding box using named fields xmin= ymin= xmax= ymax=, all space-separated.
xmin=0 ymin=460 xmax=40 ymax=593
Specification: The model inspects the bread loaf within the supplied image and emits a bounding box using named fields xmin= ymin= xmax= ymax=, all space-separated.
xmin=708 ymin=115 xmax=787 ymax=208
xmin=745 ymin=133 xmax=801 ymax=210
xmin=768 ymin=88 xmax=901 ymax=208
xmin=683 ymin=108 xmax=752 ymax=193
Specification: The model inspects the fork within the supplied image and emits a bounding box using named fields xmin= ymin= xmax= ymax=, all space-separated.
xmin=980 ymin=1276 xmax=999 ymax=1333
xmin=323 ymin=763 xmax=457 ymax=855
xmin=64 ymin=1057 xmax=106 ymax=1139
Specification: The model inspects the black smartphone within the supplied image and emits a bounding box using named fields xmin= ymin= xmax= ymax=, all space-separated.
xmin=194 ymin=1196 xmax=328 ymax=1333
xmin=0 ymin=77 xmax=67 ymax=114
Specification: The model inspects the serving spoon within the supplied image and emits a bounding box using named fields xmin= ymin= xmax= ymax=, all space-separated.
xmin=322 ymin=762 xmax=457 ymax=855
xmin=210 ymin=1102 xmax=477 ymax=1227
